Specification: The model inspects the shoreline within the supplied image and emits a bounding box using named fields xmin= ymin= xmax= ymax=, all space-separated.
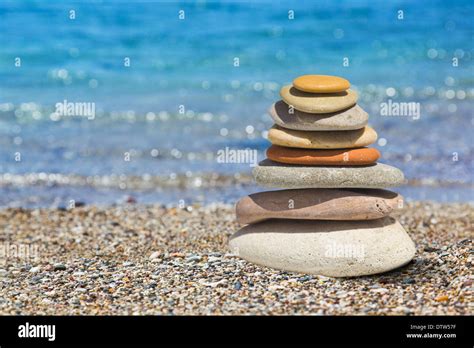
xmin=0 ymin=201 xmax=472 ymax=315
xmin=0 ymin=177 xmax=472 ymax=209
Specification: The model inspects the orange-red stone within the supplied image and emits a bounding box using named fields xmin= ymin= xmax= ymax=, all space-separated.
xmin=266 ymin=145 xmax=380 ymax=166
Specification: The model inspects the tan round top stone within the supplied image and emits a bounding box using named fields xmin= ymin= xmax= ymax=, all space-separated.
xmin=280 ymin=85 xmax=358 ymax=113
xmin=268 ymin=125 xmax=377 ymax=149
xmin=293 ymin=74 xmax=350 ymax=93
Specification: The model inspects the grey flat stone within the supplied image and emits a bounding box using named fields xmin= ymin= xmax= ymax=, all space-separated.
xmin=253 ymin=159 xmax=405 ymax=189
xmin=269 ymin=101 xmax=368 ymax=131
xmin=229 ymin=217 xmax=416 ymax=277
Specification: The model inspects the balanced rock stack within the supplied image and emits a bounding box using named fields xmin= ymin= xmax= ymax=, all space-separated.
xmin=229 ymin=75 xmax=416 ymax=277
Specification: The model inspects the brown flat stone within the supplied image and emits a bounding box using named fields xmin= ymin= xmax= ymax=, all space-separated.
xmin=236 ymin=188 xmax=403 ymax=224
xmin=293 ymin=74 xmax=350 ymax=93
xmin=266 ymin=145 xmax=380 ymax=166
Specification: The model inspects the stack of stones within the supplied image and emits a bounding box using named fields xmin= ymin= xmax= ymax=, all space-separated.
xmin=229 ymin=75 xmax=416 ymax=277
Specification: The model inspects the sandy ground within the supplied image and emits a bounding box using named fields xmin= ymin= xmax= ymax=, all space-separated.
xmin=0 ymin=202 xmax=472 ymax=315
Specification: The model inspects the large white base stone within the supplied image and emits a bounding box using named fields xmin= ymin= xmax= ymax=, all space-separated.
xmin=229 ymin=217 xmax=416 ymax=277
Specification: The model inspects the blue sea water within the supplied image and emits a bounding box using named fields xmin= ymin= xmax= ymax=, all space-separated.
xmin=0 ymin=0 xmax=473 ymax=207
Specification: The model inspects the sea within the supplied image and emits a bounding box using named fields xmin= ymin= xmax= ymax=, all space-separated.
xmin=0 ymin=0 xmax=472 ymax=207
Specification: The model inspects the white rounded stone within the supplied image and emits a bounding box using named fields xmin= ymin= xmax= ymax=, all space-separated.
xmin=229 ymin=217 xmax=416 ymax=277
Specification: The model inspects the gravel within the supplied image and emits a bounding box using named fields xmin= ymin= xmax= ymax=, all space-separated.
xmin=0 ymin=202 xmax=472 ymax=315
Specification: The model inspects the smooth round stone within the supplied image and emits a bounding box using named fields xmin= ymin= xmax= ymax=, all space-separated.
xmin=269 ymin=101 xmax=368 ymax=131
xmin=236 ymin=188 xmax=403 ymax=224
xmin=293 ymin=74 xmax=350 ymax=93
xmin=268 ymin=125 xmax=377 ymax=149
xmin=280 ymin=85 xmax=358 ymax=113
xmin=253 ymin=159 xmax=405 ymax=188
xmin=229 ymin=217 xmax=416 ymax=277
xmin=266 ymin=145 xmax=380 ymax=166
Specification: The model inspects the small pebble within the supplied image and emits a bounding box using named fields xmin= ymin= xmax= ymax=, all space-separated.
xmin=234 ymin=280 xmax=242 ymax=290
xmin=435 ymin=295 xmax=449 ymax=302
xmin=53 ymin=263 xmax=66 ymax=271
xmin=149 ymin=251 xmax=160 ymax=260
xmin=403 ymin=278 xmax=416 ymax=284
xmin=186 ymin=255 xmax=201 ymax=263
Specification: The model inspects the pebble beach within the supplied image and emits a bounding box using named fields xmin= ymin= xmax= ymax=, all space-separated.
xmin=0 ymin=201 xmax=472 ymax=315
